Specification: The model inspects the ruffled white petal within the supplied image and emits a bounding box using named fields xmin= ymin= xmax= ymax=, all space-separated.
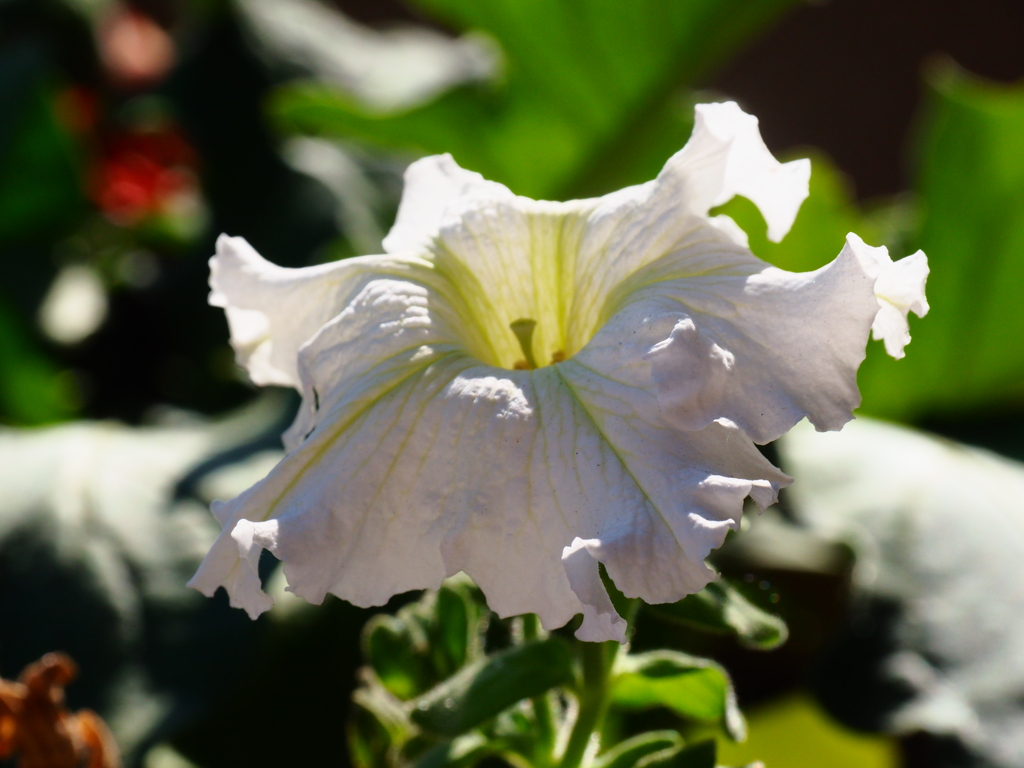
xmin=707 ymin=214 xmax=750 ymax=247
xmin=227 ymin=518 xmax=276 ymax=619
xmin=210 ymin=234 xmax=436 ymax=388
xmin=382 ymin=154 xmax=513 ymax=255
xmin=211 ymin=235 xmax=354 ymax=387
xmin=281 ymin=273 xmax=473 ymax=452
xmin=190 ymin=355 xmax=785 ymax=631
xmin=564 ymin=106 xmax=807 ymax=352
xmin=554 ymin=350 xmax=787 ymax=608
xmin=843 ymin=233 xmax=930 ymax=359
xmin=562 ymin=539 xmax=627 ymax=643
xmin=628 ymin=229 xmax=881 ymax=443
xmin=659 ymin=101 xmax=810 ymax=242
xmin=566 ymin=212 xmax=877 ymax=445
xmin=570 ymin=211 xmax=928 ymax=446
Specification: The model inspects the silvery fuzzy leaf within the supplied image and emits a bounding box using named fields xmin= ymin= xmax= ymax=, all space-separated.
xmin=236 ymin=0 xmax=499 ymax=113
xmin=0 ymin=395 xmax=287 ymax=761
xmin=779 ymin=417 xmax=1024 ymax=768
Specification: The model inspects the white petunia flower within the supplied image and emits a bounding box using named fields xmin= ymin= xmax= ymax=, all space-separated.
xmin=188 ymin=101 xmax=929 ymax=642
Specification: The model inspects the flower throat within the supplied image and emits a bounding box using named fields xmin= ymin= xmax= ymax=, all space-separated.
xmin=510 ymin=318 xmax=565 ymax=370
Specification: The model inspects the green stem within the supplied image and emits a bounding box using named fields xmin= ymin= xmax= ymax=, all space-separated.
xmin=559 ymin=641 xmax=617 ymax=768
xmin=522 ymin=614 xmax=556 ymax=765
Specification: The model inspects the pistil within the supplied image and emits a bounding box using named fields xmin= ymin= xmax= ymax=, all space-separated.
xmin=510 ymin=318 xmax=539 ymax=370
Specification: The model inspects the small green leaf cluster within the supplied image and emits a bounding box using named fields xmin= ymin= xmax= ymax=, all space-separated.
xmin=348 ymin=576 xmax=786 ymax=768
xmin=644 ymin=581 xmax=788 ymax=652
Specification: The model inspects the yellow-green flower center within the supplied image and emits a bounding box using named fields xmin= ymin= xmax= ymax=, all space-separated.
xmin=428 ymin=207 xmax=598 ymax=371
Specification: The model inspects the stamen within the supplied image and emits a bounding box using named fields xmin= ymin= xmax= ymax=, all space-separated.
xmin=510 ymin=318 xmax=538 ymax=370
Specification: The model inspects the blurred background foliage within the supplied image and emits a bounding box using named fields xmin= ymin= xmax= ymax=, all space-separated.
xmin=1 ymin=0 xmax=1023 ymax=767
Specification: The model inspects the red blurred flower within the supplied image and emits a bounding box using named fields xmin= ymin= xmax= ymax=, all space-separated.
xmin=90 ymin=127 xmax=199 ymax=226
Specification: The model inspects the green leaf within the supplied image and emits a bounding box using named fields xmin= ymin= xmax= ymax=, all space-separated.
xmin=409 ymin=732 xmax=493 ymax=768
xmin=271 ymin=0 xmax=798 ymax=199
xmin=636 ymin=740 xmax=716 ymax=768
xmin=363 ymin=613 xmax=433 ymax=700
xmin=362 ymin=578 xmax=489 ymax=701
xmin=409 ymin=637 xmax=574 ymax=737
xmin=348 ymin=702 xmax=396 ymax=768
xmin=610 ymin=651 xmax=745 ymax=741
xmin=349 ymin=672 xmax=414 ymax=768
xmin=645 ymin=580 xmax=788 ymax=651
xmin=431 ymin=579 xmax=482 ymax=678
xmin=855 ymin=63 xmax=1024 ymax=418
xmin=0 ymin=78 xmax=84 ymax=245
xmin=594 ymin=731 xmax=684 ymax=768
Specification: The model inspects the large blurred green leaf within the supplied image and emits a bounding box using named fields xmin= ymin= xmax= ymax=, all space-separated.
xmin=0 ymin=72 xmax=85 ymax=426
xmin=0 ymin=300 xmax=79 ymax=425
xmin=713 ymin=694 xmax=897 ymax=768
xmin=719 ymin=87 xmax=1024 ymax=422
xmin=0 ymin=78 xmax=83 ymax=244
xmin=272 ymin=0 xmax=798 ymax=199
xmin=856 ymin=65 xmax=1024 ymax=419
